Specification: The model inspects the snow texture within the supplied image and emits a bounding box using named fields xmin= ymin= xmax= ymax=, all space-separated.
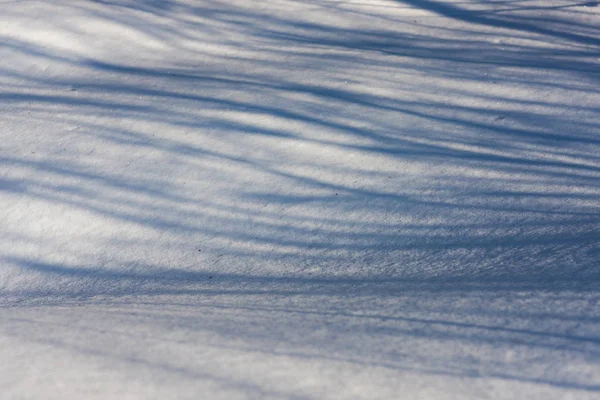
xmin=1 ymin=0 xmax=600 ymax=398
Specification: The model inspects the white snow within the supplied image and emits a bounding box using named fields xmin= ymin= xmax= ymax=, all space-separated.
xmin=1 ymin=0 xmax=599 ymax=398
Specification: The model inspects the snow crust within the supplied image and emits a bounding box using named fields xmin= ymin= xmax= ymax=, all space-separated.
xmin=1 ymin=1 xmax=599 ymax=398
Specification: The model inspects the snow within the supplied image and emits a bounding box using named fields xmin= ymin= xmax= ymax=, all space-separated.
xmin=1 ymin=0 xmax=599 ymax=398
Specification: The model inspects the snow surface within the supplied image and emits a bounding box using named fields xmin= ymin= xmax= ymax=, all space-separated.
xmin=1 ymin=0 xmax=600 ymax=398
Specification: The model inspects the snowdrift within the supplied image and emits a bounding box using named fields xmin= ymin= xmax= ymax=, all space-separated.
xmin=1 ymin=1 xmax=599 ymax=399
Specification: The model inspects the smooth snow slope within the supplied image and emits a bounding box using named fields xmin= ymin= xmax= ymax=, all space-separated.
xmin=1 ymin=1 xmax=599 ymax=398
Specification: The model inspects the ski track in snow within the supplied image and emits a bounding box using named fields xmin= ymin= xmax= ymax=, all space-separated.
xmin=1 ymin=1 xmax=600 ymax=398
